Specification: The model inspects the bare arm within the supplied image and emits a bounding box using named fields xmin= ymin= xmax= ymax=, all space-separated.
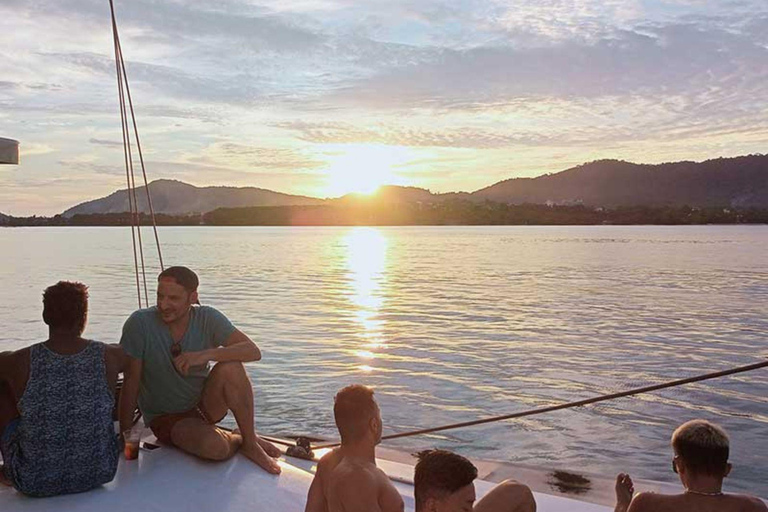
xmin=0 ymin=351 xmax=12 ymax=384
xmin=210 ymin=329 xmax=261 ymax=362
xmin=0 ymin=349 xmax=27 ymax=399
xmin=104 ymin=344 xmax=128 ymax=393
xmin=304 ymin=464 xmax=328 ymax=512
xmin=118 ymin=355 xmax=142 ymax=436
xmin=174 ymin=329 xmax=261 ymax=375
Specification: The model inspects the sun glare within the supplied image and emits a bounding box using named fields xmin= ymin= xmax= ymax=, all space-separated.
xmin=343 ymin=227 xmax=389 ymax=373
xmin=321 ymin=143 xmax=412 ymax=197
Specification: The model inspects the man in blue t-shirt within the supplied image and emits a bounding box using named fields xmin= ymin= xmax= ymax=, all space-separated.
xmin=119 ymin=266 xmax=281 ymax=474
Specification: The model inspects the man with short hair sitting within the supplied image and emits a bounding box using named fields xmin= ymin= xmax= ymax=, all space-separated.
xmin=414 ymin=449 xmax=536 ymax=512
xmin=119 ymin=266 xmax=281 ymax=474
xmin=0 ymin=281 xmax=123 ymax=497
xmin=615 ymin=419 xmax=767 ymax=512
xmin=305 ymin=384 xmax=404 ymax=512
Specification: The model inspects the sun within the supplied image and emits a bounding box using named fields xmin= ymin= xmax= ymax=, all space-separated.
xmin=321 ymin=143 xmax=411 ymax=197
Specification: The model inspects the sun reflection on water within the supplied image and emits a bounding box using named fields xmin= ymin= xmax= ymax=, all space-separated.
xmin=343 ymin=227 xmax=389 ymax=372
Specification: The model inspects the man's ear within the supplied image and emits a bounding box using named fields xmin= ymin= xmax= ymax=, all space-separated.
xmin=369 ymin=416 xmax=378 ymax=433
xmin=424 ymin=497 xmax=439 ymax=512
xmin=724 ymin=463 xmax=732 ymax=478
xmin=190 ymin=290 xmax=199 ymax=305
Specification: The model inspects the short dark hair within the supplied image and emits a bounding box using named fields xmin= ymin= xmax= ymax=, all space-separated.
xmin=43 ymin=281 xmax=89 ymax=334
xmin=333 ymin=385 xmax=378 ymax=443
xmin=414 ymin=449 xmax=477 ymax=511
xmin=158 ymin=266 xmax=199 ymax=293
xmin=672 ymin=420 xmax=730 ymax=477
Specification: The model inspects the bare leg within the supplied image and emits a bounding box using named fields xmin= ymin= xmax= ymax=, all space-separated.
xmin=170 ymin=418 xmax=241 ymax=461
xmin=614 ymin=473 xmax=634 ymax=512
xmin=474 ymin=480 xmax=536 ymax=512
xmin=199 ymin=362 xmax=281 ymax=473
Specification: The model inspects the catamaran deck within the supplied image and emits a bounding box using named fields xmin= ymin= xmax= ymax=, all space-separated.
xmin=1 ymin=440 xmax=673 ymax=512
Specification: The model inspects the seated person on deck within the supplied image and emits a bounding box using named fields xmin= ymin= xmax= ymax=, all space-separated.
xmin=119 ymin=266 xmax=281 ymax=474
xmin=0 ymin=281 xmax=123 ymax=497
xmin=615 ymin=419 xmax=767 ymax=512
xmin=305 ymin=384 xmax=404 ymax=512
xmin=414 ymin=449 xmax=536 ymax=512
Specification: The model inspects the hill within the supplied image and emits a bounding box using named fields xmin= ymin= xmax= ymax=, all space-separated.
xmin=58 ymin=154 xmax=768 ymax=217
xmin=473 ymin=155 xmax=768 ymax=207
xmin=62 ymin=179 xmax=324 ymax=218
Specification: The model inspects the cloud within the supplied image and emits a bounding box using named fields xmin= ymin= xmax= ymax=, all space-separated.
xmin=272 ymin=120 xmax=558 ymax=149
xmin=323 ymin=23 xmax=768 ymax=109
xmin=189 ymin=142 xmax=326 ymax=171
xmin=2 ymin=0 xmax=768 ymax=214
xmin=89 ymin=138 xmax=123 ymax=147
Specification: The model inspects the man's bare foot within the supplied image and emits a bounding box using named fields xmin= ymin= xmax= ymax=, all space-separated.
xmin=256 ymin=436 xmax=282 ymax=458
xmin=240 ymin=441 xmax=282 ymax=474
xmin=615 ymin=473 xmax=634 ymax=512
xmin=233 ymin=429 xmax=282 ymax=458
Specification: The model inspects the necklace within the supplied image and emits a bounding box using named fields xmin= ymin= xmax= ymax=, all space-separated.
xmin=685 ymin=489 xmax=724 ymax=497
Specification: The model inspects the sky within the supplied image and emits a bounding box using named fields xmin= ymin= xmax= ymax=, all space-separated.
xmin=1 ymin=0 xmax=768 ymax=215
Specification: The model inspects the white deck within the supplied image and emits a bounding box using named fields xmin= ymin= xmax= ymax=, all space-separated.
xmin=1 ymin=444 xmax=611 ymax=511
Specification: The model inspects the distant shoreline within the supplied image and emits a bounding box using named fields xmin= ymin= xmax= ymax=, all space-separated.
xmin=3 ymin=203 xmax=768 ymax=227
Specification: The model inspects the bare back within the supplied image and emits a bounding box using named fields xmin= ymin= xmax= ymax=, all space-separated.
xmin=305 ymin=448 xmax=404 ymax=512
xmin=630 ymin=492 xmax=768 ymax=512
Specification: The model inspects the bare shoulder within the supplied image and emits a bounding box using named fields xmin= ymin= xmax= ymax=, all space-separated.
xmin=734 ymin=494 xmax=768 ymax=512
xmin=628 ymin=492 xmax=667 ymax=512
xmin=318 ymin=448 xmax=344 ymax=470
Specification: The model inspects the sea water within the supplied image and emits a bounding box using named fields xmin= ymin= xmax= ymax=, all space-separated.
xmin=0 ymin=225 xmax=766 ymax=495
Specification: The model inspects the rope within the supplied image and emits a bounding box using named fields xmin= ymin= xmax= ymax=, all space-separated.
xmin=112 ymin=5 xmax=149 ymax=305
xmin=312 ymin=359 xmax=768 ymax=450
xmin=115 ymin=33 xmax=164 ymax=271
xmin=108 ymin=0 xmax=164 ymax=307
xmin=109 ymin=0 xmax=142 ymax=308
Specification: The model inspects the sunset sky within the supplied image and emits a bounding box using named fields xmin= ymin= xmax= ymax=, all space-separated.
xmin=1 ymin=0 xmax=767 ymax=215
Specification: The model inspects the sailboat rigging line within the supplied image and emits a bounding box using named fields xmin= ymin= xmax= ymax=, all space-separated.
xmin=109 ymin=0 xmax=142 ymax=308
xmin=108 ymin=0 xmax=165 ymax=308
xmin=114 ymin=25 xmax=149 ymax=306
xmin=114 ymin=29 xmax=164 ymax=272
xmin=312 ymin=358 xmax=768 ymax=450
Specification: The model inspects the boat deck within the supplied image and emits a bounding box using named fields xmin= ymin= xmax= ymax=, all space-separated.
xmin=1 ymin=442 xmax=614 ymax=511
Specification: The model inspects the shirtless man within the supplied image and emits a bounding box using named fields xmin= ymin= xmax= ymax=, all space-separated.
xmin=615 ymin=419 xmax=767 ymax=512
xmin=304 ymin=385 xmax=404 ymax=512
xmin=414 ymin=449 xmax=536 ymax=512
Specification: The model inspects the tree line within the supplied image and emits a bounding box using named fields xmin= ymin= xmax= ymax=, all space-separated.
xmin=3 ymin=201 xmax=768 ymax=226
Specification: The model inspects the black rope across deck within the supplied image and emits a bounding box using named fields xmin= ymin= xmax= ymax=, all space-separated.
xmin=310 ymin=358 xmax=768 ymax=450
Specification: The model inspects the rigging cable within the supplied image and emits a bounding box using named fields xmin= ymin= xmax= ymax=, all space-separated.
xmin=109 ymin=0 xmax=142 ymax=308
xmin=108 ymin=0 xmax=164 ymax=309
xmin=311 ymin=358 xmax=768 ymax=450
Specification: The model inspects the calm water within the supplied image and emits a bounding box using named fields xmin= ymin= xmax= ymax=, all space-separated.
xmin=0 ymin=226 xmax=766 ymax=495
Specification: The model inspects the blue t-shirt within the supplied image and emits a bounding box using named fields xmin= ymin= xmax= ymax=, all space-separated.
xmin=120 ymin=305 xmax=236 ymax=425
